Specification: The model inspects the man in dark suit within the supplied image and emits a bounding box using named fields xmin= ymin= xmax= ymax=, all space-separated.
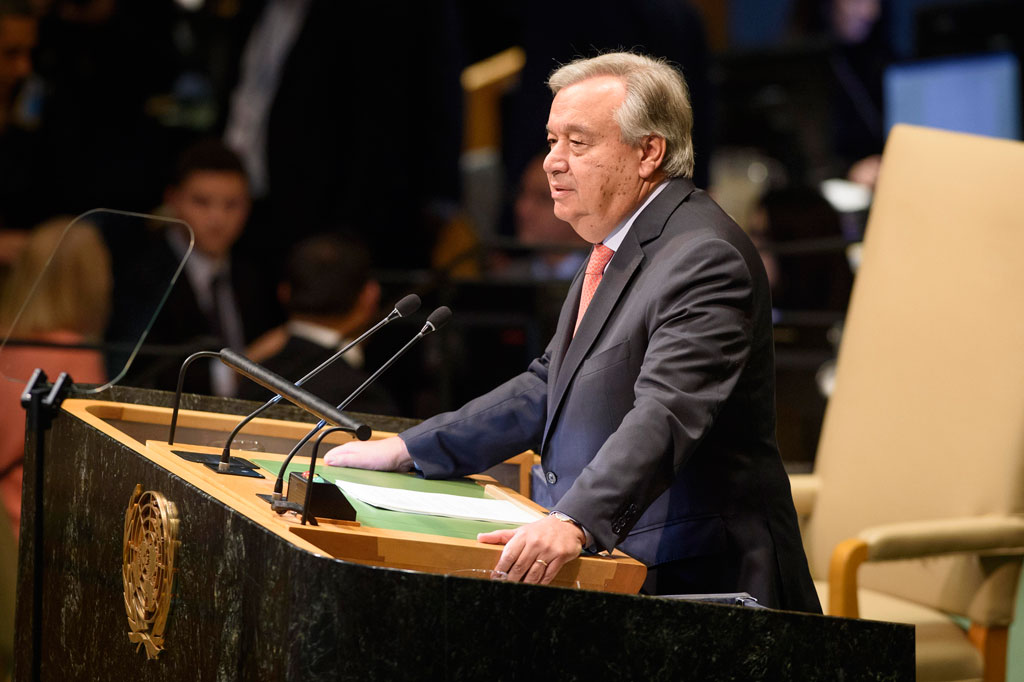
xmin=325 ymin=53 xmax=819 ymax=612
xmin=115 ymin=139 xmax=281 ymax=396
xmin=236 ymin=234 xmax=397 ymax=415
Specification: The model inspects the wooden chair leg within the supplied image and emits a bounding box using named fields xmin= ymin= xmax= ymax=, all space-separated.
xmin=968 ymin=623 xmax=1008 ymax=682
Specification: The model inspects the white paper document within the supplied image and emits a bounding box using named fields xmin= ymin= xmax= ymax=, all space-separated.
xmin=334 ymin=479 xmax=543 ymax=525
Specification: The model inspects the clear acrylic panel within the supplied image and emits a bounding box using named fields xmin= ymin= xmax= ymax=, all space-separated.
xmin=0 ymin=208 xmax=193 ymax=395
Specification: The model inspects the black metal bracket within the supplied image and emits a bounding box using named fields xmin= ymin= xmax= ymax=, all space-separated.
xmin=20 ymin=368 xmax=73 ymax=431
xmin=19 ymin=367 xmax=74 ymax=682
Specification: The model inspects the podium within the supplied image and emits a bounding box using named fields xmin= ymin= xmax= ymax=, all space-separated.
xmin=15 ymin=386 xmax=914 ymax=680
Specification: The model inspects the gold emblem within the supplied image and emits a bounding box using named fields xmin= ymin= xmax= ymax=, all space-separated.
xmin=122 ymin=484 xmax=179 ymax=659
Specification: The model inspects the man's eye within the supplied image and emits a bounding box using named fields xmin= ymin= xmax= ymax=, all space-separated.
xmin=570 ymin=139 xmax=585 ymax=147
xmin=546 ymin=137 xmax=556 ymax=147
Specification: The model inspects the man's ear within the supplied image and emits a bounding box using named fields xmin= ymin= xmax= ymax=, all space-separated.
xmin=638 ymin=135 xmax=666 ymax=179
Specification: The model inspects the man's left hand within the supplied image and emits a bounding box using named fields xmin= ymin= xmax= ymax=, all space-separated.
xmin=477 ymin=516 xmax=584 ymax=584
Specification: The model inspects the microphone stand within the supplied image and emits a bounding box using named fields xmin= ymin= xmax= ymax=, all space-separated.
xmin=167 ymin=295 xmax=420 ymax=473
xmin=272 ymin=307 xmax=452 ymax=520
xmin=302 ymin=426 xmax=350 ymax=526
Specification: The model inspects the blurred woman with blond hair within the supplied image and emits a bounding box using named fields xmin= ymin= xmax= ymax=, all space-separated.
xmin=0 ymin=216 xmax=111 ymax=537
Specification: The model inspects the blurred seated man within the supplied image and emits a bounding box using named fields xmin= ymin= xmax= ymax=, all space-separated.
xmin=748 ymin=186 xmax=854 ymax=314
xmin=0 ymin=0 xmax=41 ymax=275
xmin=236 ymin=234 xmax=397 ymax=415
xmin=117 ymin=139 xmax=281 ymax=396
xmin=491 ymin=151 xmax=587 ymax=280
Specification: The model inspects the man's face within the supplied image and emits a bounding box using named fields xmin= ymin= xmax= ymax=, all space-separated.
xmin=167 ymin=171 xmax=250 ymax=260
xmin=515 ymin=155 xmax=581 ymax=246
xmin=0 ymin=15 xmax=37 ymax=96
xmin=543 ymin=76 xmax=648 ymax=244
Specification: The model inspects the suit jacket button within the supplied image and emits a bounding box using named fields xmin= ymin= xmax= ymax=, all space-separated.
xmin=545 ymin=471 xmax=557 ymax=485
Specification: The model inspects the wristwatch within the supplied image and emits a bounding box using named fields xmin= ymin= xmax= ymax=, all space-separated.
xmin=548 ymin=510 xmax=588 ymax=544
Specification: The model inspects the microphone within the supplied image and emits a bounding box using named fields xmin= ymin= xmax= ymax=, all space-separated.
xmin=339 ymin=306 xmax=450 ymax=412
xmin=272 ymin=306 xmax=452 ymax=520
xmin=166 ymin=347 xmax=372 ymax=476
xmin=290 ymin=294 xmax=419 ymax=392
xmin=218 ymin=349 xmax=372 ymax=440
xmin=165 ymin=295 xmax=420 ymax=473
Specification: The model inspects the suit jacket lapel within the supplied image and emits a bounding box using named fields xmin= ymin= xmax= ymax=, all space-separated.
xmin=542 ymin=178 xmax=697 ymax=450
xmin=544 ymin=236 xmax=642 ymax=444
xmin=547 ymin=266 xmax=585 ymax=384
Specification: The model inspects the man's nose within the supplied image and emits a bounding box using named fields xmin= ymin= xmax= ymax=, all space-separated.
xmin=543 ymin=143 xmax=567 ymax=174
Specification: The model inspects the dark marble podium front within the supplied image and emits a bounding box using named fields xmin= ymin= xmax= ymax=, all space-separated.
xmin=14 ymin=386 xmax=914 ymax=681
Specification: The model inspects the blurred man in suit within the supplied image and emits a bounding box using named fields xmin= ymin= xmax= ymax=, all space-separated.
xmin=116 ymin=139 xmax=281 ymax=396
xmin=236 ymin=234 xmax=397 ymax=415
xmin=324 ymin=53 xmax=819 ymax=611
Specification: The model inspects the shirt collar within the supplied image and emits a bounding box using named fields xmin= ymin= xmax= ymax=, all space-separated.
xmin=167 ymin=227 xmax=229 ymax=286
xmin=287 ymin=319 xmax=363 ymax=368
xmin=602 ymin=180 xmax=669 ymax=252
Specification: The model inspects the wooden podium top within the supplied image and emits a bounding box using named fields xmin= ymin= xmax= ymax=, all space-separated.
xmin=61 ymin=398 xmax=646 ymax=593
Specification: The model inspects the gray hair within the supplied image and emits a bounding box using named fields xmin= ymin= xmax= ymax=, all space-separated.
xmin=547 ymin=52 xmax=694 ymax=179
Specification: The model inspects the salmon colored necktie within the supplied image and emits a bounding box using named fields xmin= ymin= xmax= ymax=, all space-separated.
xmin=574 ymin=243 xmax=615 ymax=335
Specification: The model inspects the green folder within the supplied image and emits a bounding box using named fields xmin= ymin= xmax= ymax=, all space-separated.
xmin=252 ymin=459 xmax=523 ymax=540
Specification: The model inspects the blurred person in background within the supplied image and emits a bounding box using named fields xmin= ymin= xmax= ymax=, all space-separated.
xmin=0 ymin=0 xmax=41 ymax=275
xmin=0 ymin=0 xmax=33 ymax=133
xmin=748 ymin=186 xmax=854 ymax=313
xmin=0 ymin=217 xmax=111 ymax=539
xmin=237 ymin=234 xmax=397 ymax=415
xmin=491 ymin=151 xmax=587 ymax=281
xmin=113 ymin=138 xmax=281 ymax=397
xmin=792 ymin=0 xmax=889 ymax=186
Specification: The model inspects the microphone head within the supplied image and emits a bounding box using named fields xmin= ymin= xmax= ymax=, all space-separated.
xmin=423 ymin=306 xmax=452 ymax=333
xmin=394 ymin=294 xmax=421 ymax=318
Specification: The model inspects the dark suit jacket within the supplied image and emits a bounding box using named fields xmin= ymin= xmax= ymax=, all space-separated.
xmin=401 ymin=179 xmax=819 ymax=611
xmin=111 ymin=231 xmax=282 ymax=395
xmin=235 ymin=335 xmax=398 ymax=417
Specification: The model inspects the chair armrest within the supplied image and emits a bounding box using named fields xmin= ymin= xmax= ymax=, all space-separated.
xmin=859 ymin=516 xmax=1024 ymax=561
xmin=788 ymin=473 xmax=820 ymax=519
xmin=828 ymin=515 xmax=1024 ymax=618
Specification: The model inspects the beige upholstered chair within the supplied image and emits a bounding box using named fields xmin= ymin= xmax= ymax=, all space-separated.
xmin=791 ymin=124 xmax=1024 ymax=682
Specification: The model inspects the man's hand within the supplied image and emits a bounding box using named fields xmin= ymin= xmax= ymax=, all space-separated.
xmin=323 ymin=436 xmax=414 ymax=472
xmin=477 ymin=515 xmax=584 ymax=585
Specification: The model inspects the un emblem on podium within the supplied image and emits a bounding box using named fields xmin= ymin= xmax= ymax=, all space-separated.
xmin=122 ymin=484 xmax=179 ymax=659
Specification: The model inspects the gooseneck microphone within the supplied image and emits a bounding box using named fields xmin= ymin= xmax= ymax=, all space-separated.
xmin=339 ymin=306 xmax=451 ymax=413
xmin=218 ymin=349 xmax=372 ymax=439
xmin=181 ymin=295 xmax=420 ymax=463
xmin=165 ymin=295 xmax=420 ymax=473
xmin=290 ymin=294 xmax=420 ymax=393
xmin=272 ymin=306 xmax=452 ymax=520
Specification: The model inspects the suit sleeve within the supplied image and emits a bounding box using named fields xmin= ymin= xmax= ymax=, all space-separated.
xmin=400 ymin=351 xmax=551 ymax=479
xmin=555 ymin=238 xmax=757 ymax=552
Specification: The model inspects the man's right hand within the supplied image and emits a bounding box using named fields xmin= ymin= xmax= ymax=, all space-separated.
xmin=323 ymin=435 xmax=415 ymax=472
